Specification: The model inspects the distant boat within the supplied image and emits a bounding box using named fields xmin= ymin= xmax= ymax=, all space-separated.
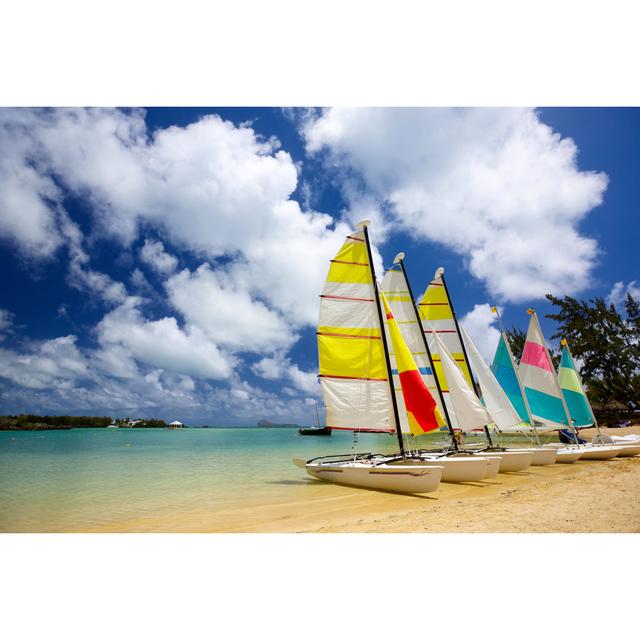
xmin=299 ymin=402 xmax=331 ymax=435
xmin=106 ymin=423 xmax=119 ymax=429
xmin=298 ymin=426 xmax=331 ymax=436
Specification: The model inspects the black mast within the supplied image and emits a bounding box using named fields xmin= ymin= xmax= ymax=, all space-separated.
xmin=397 ymin=255 xmax=459 ymax=452
xmin=362 ymin=222 xmax=405 ymax=457
xmin=439 ymin=270 xmax=495 ymax=447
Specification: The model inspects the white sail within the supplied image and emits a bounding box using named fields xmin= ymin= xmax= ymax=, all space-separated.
xmin=432 ymin=330 xmax=491 ymax=430
xmin=460 ymin=323 xmax=525 ymax=431
xmin=317 ymin=223 xmax=397 ymax=432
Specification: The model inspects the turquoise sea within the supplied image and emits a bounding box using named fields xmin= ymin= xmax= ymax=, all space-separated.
xmin=2 ymin=427 xmax=437 ymax=532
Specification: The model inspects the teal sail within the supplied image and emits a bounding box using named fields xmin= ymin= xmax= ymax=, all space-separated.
xmin=558 ymin=343 xmax=593 ymax=427
xmin=491 ymin=334 xmax=529 ymax=423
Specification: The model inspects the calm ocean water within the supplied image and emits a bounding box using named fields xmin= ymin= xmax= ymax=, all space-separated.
xmin=2 ymin=427 xmax=436 ymax=532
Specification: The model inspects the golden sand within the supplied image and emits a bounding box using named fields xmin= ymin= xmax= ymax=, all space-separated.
xmin=82 ymin=425 xmax=640 ymax=533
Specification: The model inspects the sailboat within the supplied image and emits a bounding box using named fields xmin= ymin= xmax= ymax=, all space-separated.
xmin=298 ymin=220 xmax=444 ymax=493
xmin=418 ymin=268 xmax=534 ymax=471
xmin=558 ymin=339 xmax=640 ymax=457
xmin=298 ymin=401 xmax=331 ymax=435
xmin=380 ymin=255 xmax=499 ymax=481
xmin=486 ymin=308 xmax=581 ymax=464
xmin=519 ymin=310 xmax=622 ymax=460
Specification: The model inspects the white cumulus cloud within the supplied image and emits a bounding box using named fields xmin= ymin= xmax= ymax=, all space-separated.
xmin=303 ymin=107 xmax=608 ymax=303
xmin=96 ymin=297 xmax=233 ymax=380
xmin=606 ymin=280 xmax=640 ymax=307
xmin=139 ymin=238 xmax=178 ymax=275
xmin=460 ymin=303 xmax=502 ymax=363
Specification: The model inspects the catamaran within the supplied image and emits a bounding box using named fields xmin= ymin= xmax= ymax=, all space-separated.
xmin=488 ymin=308 xmax=581 ymax=464
xmin=417 ymin=267 xmax=536 ymax=471
xmin=519 ymin=310 xmax=622 ymax=460
xmin=558 ymin=339 xmax=639 ymax=457
xmin=380 ymin=255 xmax=500 ymax=481
xmin=297 ymin=220 xmax=445 ymax=493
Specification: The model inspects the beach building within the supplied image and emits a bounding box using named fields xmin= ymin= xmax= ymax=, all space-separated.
xmin=168 ymin=420 xmax=183 ymax=428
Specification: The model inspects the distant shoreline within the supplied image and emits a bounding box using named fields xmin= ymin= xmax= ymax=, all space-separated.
xmin=0 ymin=424 xmax=304 ymax=431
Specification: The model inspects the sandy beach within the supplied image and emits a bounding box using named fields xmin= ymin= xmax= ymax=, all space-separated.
xmin=75 ymin=425 xmax=640 ymax=534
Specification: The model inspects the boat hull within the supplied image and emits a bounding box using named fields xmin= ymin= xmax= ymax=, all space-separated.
xmin=520 ymin=447 xmax=558 ymax=465
xmin=611 ymin=443 xmax=640 ymax=457
xmin=480 ymin=456 xmax=501 ymax=479
xmin=555 ymin=448 xmax=583 ymax=463
xmin=306 ymin=461 xmax=443 ymax=493
xmin=412 ymin=456 xmax=490 ymax=482
xmin=298 ymin=427 xmax=331 ymax=436
xmin=578 ymin=445 xmax=623 ymax=460
xmin=485 ymin=450 xmax=533 ymax=472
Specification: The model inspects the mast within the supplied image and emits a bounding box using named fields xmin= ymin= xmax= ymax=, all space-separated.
xmin=492 ymin=306 xmax=541 ymax=446
xmin=361 ymin=221 xmax=405 ymax=457
xmin=528 ymin=309 xmax=582 ymax=445
xmin=398 ymin=255 xmax=458 ymax=451
xmin=439 ymin=269 xmax=495 ymax=447
xmin=561 ymin=338 xmax=602 ymax=437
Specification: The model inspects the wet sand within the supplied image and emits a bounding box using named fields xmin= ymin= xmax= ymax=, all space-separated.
xmin=82 ymin=425 xmax=640 ymax=533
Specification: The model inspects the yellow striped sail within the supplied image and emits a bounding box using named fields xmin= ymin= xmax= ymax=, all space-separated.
xmin=317 ymin=224 xmax=396 ymax=432
xmin=418 ymin=268 xmax=472 ymax=428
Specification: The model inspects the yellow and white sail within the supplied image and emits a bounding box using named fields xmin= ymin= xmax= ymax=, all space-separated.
xmin=418 ymin=267 xmax=473 ymax=427
xmin=317 ymin=222 xmax=396 ymax=432
xmin=419 ymin=268 xmax=473 ymax=383
xmin=381 ymin=255 xmax=448 ymax=433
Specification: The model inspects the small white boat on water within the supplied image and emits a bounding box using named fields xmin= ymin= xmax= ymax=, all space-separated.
xmin=106 ymin=423 xmax=119 ymax=429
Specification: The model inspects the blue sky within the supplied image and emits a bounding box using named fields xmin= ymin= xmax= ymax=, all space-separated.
xmin=0 ymin=107 xmax=638 ymax=425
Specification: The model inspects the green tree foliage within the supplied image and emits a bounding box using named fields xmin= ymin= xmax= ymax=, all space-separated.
xmin=545 ymin=293 xmax=640 ymax=407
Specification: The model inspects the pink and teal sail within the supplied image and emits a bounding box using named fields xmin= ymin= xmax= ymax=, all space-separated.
xmin=519 ymin=310 xmax=569 ymax=428
xmin=558 ymin=340 xmax=594 ymax=427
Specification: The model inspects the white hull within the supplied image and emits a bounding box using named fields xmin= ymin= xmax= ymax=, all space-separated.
xmin=486 ymin=450 xmax=533 ymax=472
xmin=518 ymin=447 xmax=558 ymax=465
xmin=613 ymin=443 xmax=640 ymax=457
xmin=480 ymin=456 xmax=501 ymax=479
xmin=578 ymin=445 xmax=623 ymax=460
xmin=306 ymin=461 xmax=443 ymax=493
xmin=610 ymin=434 xmax=640 ymax=445
xmin=555 ymin=448 xmax=583 ymax=463
xmin=415 ymin=455 xmax=491 ymax=482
